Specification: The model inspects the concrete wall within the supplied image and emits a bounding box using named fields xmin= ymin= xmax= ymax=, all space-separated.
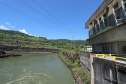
xmin=85 ymin=0 xmax=113 ymax=28
xmin=116 ymin=63 xmax=126 ymax=84
xmin=80 ymin=52 xmax=126 ymax=84
xmin=92 ymin=57 xmax=126 ymax=84
xmin=87 ymin=23 xmax=126 ymax=45
xmin=80 ymin=51 xmax=91 ymax=78
xmin=86 ymin=0 xmax=124 ymax=28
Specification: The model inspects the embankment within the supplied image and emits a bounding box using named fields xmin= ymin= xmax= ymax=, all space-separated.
xmin=0 ymin=50 xmax=21 ymax=58
xmin=58 ymin=51 xmax=90 ymax=84
xmin=0 ymin=45 xmax=60 ymax=53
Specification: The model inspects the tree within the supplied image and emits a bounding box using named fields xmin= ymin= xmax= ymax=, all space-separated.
xmin=84 ymin=41 xmax=89 ymax=46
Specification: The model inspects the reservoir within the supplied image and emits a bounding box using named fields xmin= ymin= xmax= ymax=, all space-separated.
xmin=0 ymin=53 xmax=75 ymax=84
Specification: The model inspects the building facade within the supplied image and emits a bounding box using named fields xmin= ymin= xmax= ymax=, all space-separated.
xmin=86 ymin=0 xmax=126 ymax=57
xmin=85 ymin=46 xmax=92 ymax=52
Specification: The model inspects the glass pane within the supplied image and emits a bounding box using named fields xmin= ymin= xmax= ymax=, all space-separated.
xmin=104 ymin=18 xmax=107 ymax=27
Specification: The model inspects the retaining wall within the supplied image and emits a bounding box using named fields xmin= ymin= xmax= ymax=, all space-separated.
xmin=93 ymin=57 xmax=126 ymax=84
xmin=80 ymin=51 xmax=91 ymax=78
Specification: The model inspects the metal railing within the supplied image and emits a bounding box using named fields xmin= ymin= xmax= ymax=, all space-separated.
xmin=95 ymin=54 xmax=126 ymax=61
xmin=89 ymin=6 xmax=126 ymax=38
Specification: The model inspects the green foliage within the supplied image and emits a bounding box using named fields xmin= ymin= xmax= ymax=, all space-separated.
xmin=90 ymin=26 xmax=115 ymax=39
xmin=84 ymin=41 xmax=89 ymax=46
xmin=97 ymin=26 xmax=115 ymax=35
xmin=0 ymin=30 xmax=86 ymax=50
xmin=49 ymin=39 xmax=86 ymax=50
xmin=0 ymin=29 xmax=47 ymax=42
xmin=72 ymin=62 xmax=79 ymax=68
xmin=67 ymin=60 xmax=73 ymax=65
xmin=62 ymin=55 xmax=67 ymax=60
xmin=75 ymin=48 xmax=80 ymax=52
xmin=118 ymin=22 xmax=123 ymax=25
xmin=59 ymin=52 xmax=90 ymax=84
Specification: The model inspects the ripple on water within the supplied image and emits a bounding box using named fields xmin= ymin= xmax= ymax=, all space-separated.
xmin=6 ymin=72 xmax=52 ymax=84
xmin=0 ymin=53 xmax=74 ymax=84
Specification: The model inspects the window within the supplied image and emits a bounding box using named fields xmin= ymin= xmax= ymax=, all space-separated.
xmin=102 ymin=43 xmax=114 ymax=54
xmin=99 ymin=18 xmax=101 ymax=22
xmin=110 ymin=44 xmax=114 ymax=54
xmin=89 ymin=28 xmax=93 ymax=37
xmin=102 ymin=44 xmax=108 ymax=54
xmin=91 ymin=28 xmax=93 ymax=35
xmin=95 ymin=24 xmax=99 ymax=34
xmin=103 ymin=14 xmax=107 ymax=28
xmin=113 ymin=3 xmax=121 ymax=23
xmin=123 ymin=0 xmax=126 ymax=2
xmin=123 ymin=0 xmax=126 ymax=16
xmin=99 ymin=17 xmax=102 ymax=31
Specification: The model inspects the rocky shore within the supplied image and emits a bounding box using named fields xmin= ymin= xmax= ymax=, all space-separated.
xmin=0 ymin=45 xmax=60 ymax=58
xmin=0 ymin=45 xmax=60 ymax=53
xmin=0 ymin=54 xmax=21 ymax=58
xmin=0 ymin=50 xmax=21 ymax=58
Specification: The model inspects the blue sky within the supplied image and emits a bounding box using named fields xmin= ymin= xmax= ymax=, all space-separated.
xmin=0 ymin=0 xmax=103 ymax=40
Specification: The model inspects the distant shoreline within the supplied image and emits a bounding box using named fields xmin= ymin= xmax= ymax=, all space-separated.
xmin=28 ymin=52 xmax=52 ymax=53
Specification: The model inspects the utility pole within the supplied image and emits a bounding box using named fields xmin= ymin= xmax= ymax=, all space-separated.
xmin=70 ymin=31 xmax=77 ymax=51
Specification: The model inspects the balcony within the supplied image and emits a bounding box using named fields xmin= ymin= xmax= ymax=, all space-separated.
xmin=89 ymin=6 xmax=126 ymax=39
xmin=87 ymin=23 xmax=126 ymax=45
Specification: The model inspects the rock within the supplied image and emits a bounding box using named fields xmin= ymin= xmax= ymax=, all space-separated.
xmin=0 ymin=50 xmax=6 ymax=55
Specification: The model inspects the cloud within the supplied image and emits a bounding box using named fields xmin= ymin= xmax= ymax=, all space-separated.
xmin=28 ymin=34 xmax=32 ymax=36
xmin=0 ymin=25 xmax=9 ymax=30
xmin=5 ymin=22 xmax=15 ymax=28
xmin=19 ymin=29 xmax=28 ymax=34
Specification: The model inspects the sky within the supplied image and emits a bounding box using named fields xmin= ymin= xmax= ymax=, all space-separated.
xmin=0 ymin=0 xmax=104 ymax=40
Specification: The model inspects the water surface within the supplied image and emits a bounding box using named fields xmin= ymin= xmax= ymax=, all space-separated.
xmin=0 ymin=53 xmax=74 ymax=84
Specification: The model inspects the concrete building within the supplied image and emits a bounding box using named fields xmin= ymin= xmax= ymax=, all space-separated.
xmin=85 ymin=0 xmax=126 ymax=57
xmin=83 ymin=0 xmax=126 ymax=84
xmin=85 ymin=46 xmax=92 ymax=52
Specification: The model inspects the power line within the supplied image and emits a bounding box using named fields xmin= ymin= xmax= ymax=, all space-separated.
xmin=31 ymin=0 xmax=72 ymax=31
xmin=0 ymin=1 xmax=66 ymax=34
xmin=0 ymin=1 xmax=50 ymax=36
xmin=70 ymin=31 xmax=77 ymax=50
xmin=18 ymin=0 xmax=70 ymax=32
xmin=0 ymin=1 xmax=47 ymax=26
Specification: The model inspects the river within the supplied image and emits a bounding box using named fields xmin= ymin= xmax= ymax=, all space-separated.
xmin=0 ymin=53 xmax=75 ymax=84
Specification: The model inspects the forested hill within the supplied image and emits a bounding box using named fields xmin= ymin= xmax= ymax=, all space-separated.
xmin=0 ymin=29 xmax=47 ymax=42
xmin=49 ymin=39 xmax=86 ymax=47
xmin=0 ymin=29 xmax=86 ymax=51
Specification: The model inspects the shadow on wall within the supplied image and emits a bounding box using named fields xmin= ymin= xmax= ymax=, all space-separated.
xmin=93 ymin=57 xmax=126 ymax=84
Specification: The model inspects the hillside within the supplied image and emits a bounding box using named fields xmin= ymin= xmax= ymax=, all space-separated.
xmin=0 ymin=30 xmax=86 ymax=51
xmin=0 ymin=29 xmax=47 ymax=42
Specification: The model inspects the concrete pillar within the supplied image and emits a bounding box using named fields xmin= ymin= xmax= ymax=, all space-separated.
xmin=90 ymin=53 xmax=94 ymax=84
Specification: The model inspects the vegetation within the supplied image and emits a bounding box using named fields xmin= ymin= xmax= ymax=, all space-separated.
xmin=118 ymin=22 xmax=124 ymax=26
xmin=59 ymin=52 xmax=90 ymax=84
xmin=0 ymin=29 xmax=90 ymax=83
xmin=89 ymin=26 xmax=115 ymax=39
xmin=0 ymin=29 xmax=47 ymax=42
xmin=0 ymin=29 xmax=86 ymax=51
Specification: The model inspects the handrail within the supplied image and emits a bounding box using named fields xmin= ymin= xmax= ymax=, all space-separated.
xmin=95 ymin=54 xmax=117 ymax=57
xmin=95 ymin=54 xmax=126 ymax=61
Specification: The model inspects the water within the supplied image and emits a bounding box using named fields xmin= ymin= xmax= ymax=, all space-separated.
xmin=0 ymin=53 xmax=75 ymax=84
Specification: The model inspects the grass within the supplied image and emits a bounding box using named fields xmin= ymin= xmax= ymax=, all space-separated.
xmin=89 ymin=26 xmax=115 ymax=39
xmin=59 ymin=52 xmax=90 ymax=84
xmin=118 ymin=22 xmax=124 ymax=26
